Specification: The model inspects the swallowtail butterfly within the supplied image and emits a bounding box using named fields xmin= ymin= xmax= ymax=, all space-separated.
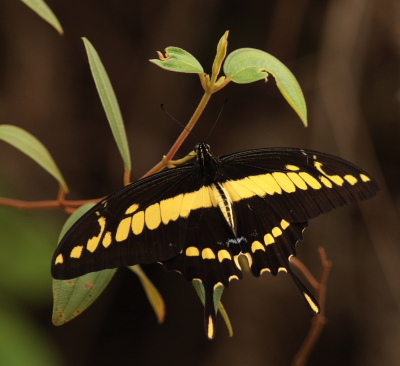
xmin=52 ymin=144 xmax=379 ymax=338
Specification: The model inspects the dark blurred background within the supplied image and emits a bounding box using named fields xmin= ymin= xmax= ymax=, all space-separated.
xmin=0 ymin=0 xmax=399 ymax=365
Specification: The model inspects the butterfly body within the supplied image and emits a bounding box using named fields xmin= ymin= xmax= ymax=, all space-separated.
xmin=52 ymin=143 xmax=379 ymax=338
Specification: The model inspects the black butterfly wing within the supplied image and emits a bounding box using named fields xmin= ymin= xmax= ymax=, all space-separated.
xmin=219 ymin=147 xmax=379 ymax=223
xmin=52 ymin=163 xmax=205 ymax=279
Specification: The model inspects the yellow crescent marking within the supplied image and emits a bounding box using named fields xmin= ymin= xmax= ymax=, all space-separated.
xmin=87 ymin=216 xmax=106 ymax=252
xmin=272 ymin=172 xmax=296 ymax=193
xmin=299 ymin=172 xmax=322 ymax=189
xmin=278 ymin=267 xmax=287 ymax=273
xmin=202 ymin=248 xmax=216 ymax=259
xmin=229 ymin=275 xmax=239 ymax=282
xmin=287 ymin=172 xmax=308 ymax=190
xmin=281 ymin=219 xmax=290 ymax=229
xmin=244 ymin=253 xmax=253 ymax=267
xmin=116 ymin=217 xmax=132 ymax=242
xmin=55 ymin=254 xmax=64 ymax=264
xmin=260 ymin=268 xmax=271 ymax=274
xmin=102 ymin=231 xmax=112 ymax=248
xmin=264 ymin=233 xmax=275 ymax=245
xmin=131 ymin=211 xmax=145 ymax=235
xmin=145 ymin=203 xmax=161 ymax=230
xmin=360 ymin=174 xmax=371 ymax=182
xmin=186 ymin=246 xmax=200 ymax=256
xmin=233 ymin=255 xmax=242 ymax=270
xmin=125 ymin=203 xmax=139 ymax=214
xmin=218 ymin=249 xmax=232 ymax=262
xmin=344 ymin=174 xmax=358 ymax=185
xmin=70 ymin=245 xmax=83 ymax=259
xmin=251 ymin=240 xmax=265 ymax=252
xmin=272 ymin=227 xmax=282 ymax=237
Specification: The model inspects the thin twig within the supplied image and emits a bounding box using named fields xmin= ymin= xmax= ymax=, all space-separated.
xmin=291 ymin=248 xmax=332 ymax=366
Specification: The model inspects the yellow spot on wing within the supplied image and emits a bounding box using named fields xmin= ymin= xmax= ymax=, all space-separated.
xmin=218 ymin=249 xmax=232 ymax=262
xmin=360 ymin=174 xmax=371 ymax=182
xmin=314 ymin=162 xmax=344 ymax=186
xmin=299 ymin=172 xmax=322 ymax=189
xmin=87 ymin=217 xmax=106 ymax=252
xmin=70 ymin=245 xmax=83 ymax=258
xmin=55 ymin=254 xmax=64 ymax=264
xmin=320 ymin=176 xmax=333 ymax=188
xmin=272 ymin=172 xmax=296 ymax=193
xmin=287 ymin=172 xmax=308 ymax=190
xmin=125 ymin=203 xmax=139 ymax=214
xmin=116 ymin=217 xmax=132 ymax=241
xmin=251 ymin=240 xmax=265 ymax=252
xmin=145 ymin=203 xmax=161 ymax=230
xmin=131 ymin=211 xmax=145 ymax=235
xmin=344 ymin=174 xmax=358 ymax=185
xmin=160 ymin=194 xmax=183 ymax=225
xmin=202 ymin=248 xmax=216 ymax=259
xmin=186 ymin=246 xmax=200 ymax=256
xmin=207 ymin=315 xmax=215 ymax=339
xmin=304 ymin=292 xmax=320 ymax=313
xmin=285 ymin=164 xmax=300 ymax=171
xmin=272 ymin=227 xmax=282 ymax=237
xmin=264 ymin=233 xmax=274 ymax=245
xmin=102 ymin=231 xmax=112 ymax=248
xmin=180 ymin=192 xmax=198 ymax=218
xmin=281 ymin=219 xmax=290 ymax=229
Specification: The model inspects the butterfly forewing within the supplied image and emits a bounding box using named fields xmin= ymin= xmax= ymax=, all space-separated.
xmin=52 ymin=163 xmax=205 ymax=279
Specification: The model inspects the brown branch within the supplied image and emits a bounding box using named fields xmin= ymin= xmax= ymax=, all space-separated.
xmin=291 ymin=247 xmax=333 ymax=366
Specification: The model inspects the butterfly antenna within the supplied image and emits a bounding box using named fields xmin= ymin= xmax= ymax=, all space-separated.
xmin=161 ymin=104 xmax=200 ymax=142
xmin=206 ymin=98 xmax=229 ymax=141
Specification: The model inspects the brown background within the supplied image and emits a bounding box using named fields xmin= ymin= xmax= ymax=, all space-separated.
xmin=0 ymin=0 xmax=399 ymax=365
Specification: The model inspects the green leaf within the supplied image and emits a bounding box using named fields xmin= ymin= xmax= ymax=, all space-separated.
xmin=192 ymin=281 xmax=232 ymax=336
xmin=224 ymin=48 xmax=308 ymax=126
xmin=82 ymin=38 xmax=131 ymax=172
xmin=52 ymin=269 xmax=117 ymax=325
xmin=0 ymin=124 xmax=68 ymax=191
xmin=150 ymin=47 xmax=204 ymax=74
xmin=129 ymin=265 xmax=165 ymax=323
xmin=53 ymin=203 xmax=117 ymax=325
xmin=20 ymin=0 xmax=63 ymax=35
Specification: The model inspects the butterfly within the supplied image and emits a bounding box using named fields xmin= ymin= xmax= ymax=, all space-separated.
xmin=52 ymin=143 xmax=379 ymax=338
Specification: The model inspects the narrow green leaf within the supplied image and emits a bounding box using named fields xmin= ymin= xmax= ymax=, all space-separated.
xmin=20 ymin=0 xmax=63 ymax=35
xmin=53 ymin=203 xmax=117 ymax=325
xmin=192 ymin=281 xmax=232 ymax=335
xmin=82 ymin=38 xmax=131 ymax=171
xmin=150 ymin=47 xmax=204 ymax=74
xmin=224 ymin=48 xmax=308 ymax=126
xmin=129 ymin=265 xmax=165 ymax=323
xmin=0 ymin=124 xmax=68 ymax=191
xmin=52 ymin=269 xmax=117 ymax=325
